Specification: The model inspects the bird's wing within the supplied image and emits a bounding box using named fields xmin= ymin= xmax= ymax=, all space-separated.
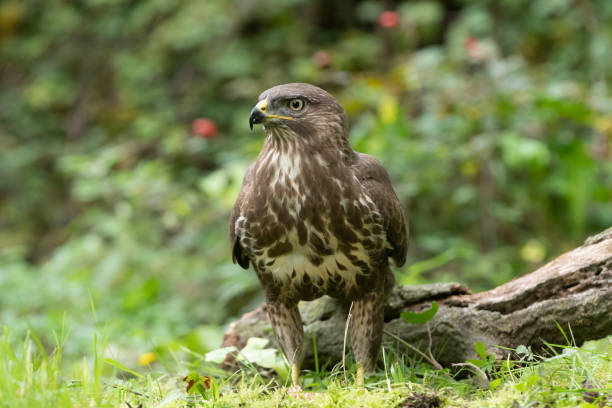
xmin=353 ymin=152 xmax=409 ymax=266
xmin=230 ymin=163 xmax=255 ymax=269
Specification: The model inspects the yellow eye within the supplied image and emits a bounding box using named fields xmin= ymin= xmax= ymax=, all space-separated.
xmin=288 ymin=98 xmax=304 ymax=111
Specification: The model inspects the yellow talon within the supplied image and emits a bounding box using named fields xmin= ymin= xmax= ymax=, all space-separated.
xmin=356 ymin=364 xmax=364 ymax=387
xmin=291 ymin=363 xmax=299 ymax=386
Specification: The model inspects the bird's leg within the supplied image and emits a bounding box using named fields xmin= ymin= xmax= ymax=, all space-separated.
xmin=266 ymin=299 xmax=304 ymax=387
xmin=291 ymin=362 xmax=300 ymax=387
xmin=349 ymin=284 xmax=385 ymax=386
xmin=356 ymin=363 xmax=365 ymax=387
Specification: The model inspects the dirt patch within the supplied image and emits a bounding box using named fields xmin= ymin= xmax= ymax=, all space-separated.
xmin=400 ymin=392 xmax=441 ymax=408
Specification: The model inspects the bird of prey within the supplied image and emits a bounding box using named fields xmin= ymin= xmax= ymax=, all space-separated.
xmin=230 ymin=83 xmax=408 ymax=386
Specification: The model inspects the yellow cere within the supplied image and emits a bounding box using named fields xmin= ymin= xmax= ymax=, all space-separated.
xmin=257 ymin=98 xmax=293 ymax=120
xmin=256 ymin=99 xmax=268 ymax=112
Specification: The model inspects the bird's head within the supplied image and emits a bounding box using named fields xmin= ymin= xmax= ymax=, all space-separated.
xmin=249 ymin=83 xmax=348 ymax=142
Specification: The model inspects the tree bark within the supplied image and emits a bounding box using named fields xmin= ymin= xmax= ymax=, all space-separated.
xmin=221 ymin=228 xmax=612 ymax=368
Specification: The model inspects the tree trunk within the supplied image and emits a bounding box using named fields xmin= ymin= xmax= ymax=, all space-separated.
xmin=221 ymin=228 xmax=612 ymax=368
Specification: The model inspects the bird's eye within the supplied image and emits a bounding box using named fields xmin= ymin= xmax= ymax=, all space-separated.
xmin=288 ymin=98 xmax=304 ymax=111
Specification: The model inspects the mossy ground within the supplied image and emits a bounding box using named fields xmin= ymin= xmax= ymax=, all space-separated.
xmin=1 ymin=327 xmax=610 ymax=408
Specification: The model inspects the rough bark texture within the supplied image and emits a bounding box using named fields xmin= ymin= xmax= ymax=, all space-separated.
xmin=222 ymin=228 xmax=612 ymax=368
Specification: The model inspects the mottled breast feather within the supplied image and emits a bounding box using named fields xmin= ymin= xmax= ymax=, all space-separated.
xmin=229 ymin=83 xmax=408 ymax=302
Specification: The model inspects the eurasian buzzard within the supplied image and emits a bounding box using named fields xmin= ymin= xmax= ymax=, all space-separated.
xmin=230 ymin=83 xmax=408 ymax=385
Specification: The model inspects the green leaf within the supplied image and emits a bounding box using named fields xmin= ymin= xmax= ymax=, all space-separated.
xmin=526 ymin=374 xmax=540 ymax=388
xmin=466 ymin=358 xmax=486 ymax=368
xmin=514 ymin=381 xmax=527 ymax=392
xmin=475 ymin=341 xmax=487 ymax=361
xmin=514 ymin=374 xmax=540 ymax=392
xmin=516 ymin=344 xmax=535 ymax=361
xmin=400 ymin=301 xmax=439 ymax=325
xmin=238 ymin=337 xmax=282 ymax=369
xmin=500 ymin=132 xmax=550 ymax=169
xmin=490 ymin=378 xmax=502 ymax=391
xmin=182 ymin=371 xmax=211 ymax=399
xmin=204 ymin=346 xmax=237 ymax=364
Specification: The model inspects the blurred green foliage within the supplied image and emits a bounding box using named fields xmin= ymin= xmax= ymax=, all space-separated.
xmin=1 ymin=0 xmax=611 ymax=366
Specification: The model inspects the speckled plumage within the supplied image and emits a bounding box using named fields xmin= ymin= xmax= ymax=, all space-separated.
xmin=230 ymin=83 xmax=408 ymax=376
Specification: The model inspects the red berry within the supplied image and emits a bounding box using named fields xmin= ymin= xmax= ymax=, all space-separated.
xmin=379 ymin=11 xmax=400 ymax=28
xmin=313 ymin=50 xmax=332 ymax=69
xmin=463 ymin=36 xmax=487 ymax=62
xmin=464 ymin=37 xmax=478 ymax=51
xmin=192 ymin=118 xmax=218 ymax=139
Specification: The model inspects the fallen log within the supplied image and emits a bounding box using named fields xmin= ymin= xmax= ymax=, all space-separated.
xmin=222 ymin=228 xmax=612 ymax=368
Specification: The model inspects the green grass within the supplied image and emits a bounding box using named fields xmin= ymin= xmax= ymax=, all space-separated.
xmin=1 ymin=326 xmax=610 ymax=407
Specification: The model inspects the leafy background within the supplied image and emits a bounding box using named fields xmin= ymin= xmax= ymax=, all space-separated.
xmin=1 ymin=0 xmax=611 ymax=370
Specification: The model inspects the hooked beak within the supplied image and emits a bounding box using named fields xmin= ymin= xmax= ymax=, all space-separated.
xmin=249 ymin=99 xmax=268 ymax=131
xmin=248 ymin=99 xmax=294 ymax=131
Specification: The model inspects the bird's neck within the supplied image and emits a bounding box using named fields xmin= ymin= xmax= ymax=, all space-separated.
xmin=261 ymin=127 xmax=354 ymax=166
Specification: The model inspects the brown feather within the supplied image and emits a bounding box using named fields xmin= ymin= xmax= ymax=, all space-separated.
xmin=230 ymin=163 xmax=254 ymax=269
xmin=229 ymin=83 xmax=409 ymax=375
xmin=352 ymin=152 xmax=409 ymax=266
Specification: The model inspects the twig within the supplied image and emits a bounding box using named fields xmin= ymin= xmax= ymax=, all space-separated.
xmin=381 ymin=347 xmax=392 ymax=392
xmin=426 ymin=322 xmax=443 ymax=370
xmin=452 ymin=362 xmax=488 ymax=383
xmin=383 ymin=329 xmax=442 ymax=370
xmin=342 ymin=302 xmax=354 ymax=383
